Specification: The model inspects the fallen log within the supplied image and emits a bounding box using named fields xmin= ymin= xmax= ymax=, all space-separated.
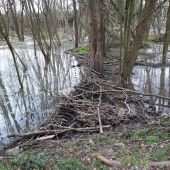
xmin=8 ymin=125 xmax=111 ymax=139
xmin=92 ymin=152 xmax=121 ymax=168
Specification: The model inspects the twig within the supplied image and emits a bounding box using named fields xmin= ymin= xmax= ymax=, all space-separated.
xmin=123 ymin=91 xmax=131 ymax=115
xmin=97 ymin=86 xmax=103 ymax=134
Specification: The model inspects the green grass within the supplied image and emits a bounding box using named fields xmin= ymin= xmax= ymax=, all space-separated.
xmin=95 ymin=160 xmax=109 ymax=170
xmin=106 ymin=52 xmax=120 ymax=60
xmin=11 ymin=151 xmax=53 ymax=170
xmin=74 ymin=45 xmax=89 ymax=55
xmin=150 ymin=148 xmax=169 ymax=161
xmin=0 ymin=164 xmax=11 ymax=170
xmin=3 ymin=119 xmax=170 ymax=169
xmin=56 ymin=159 xmax=89 ymax=170
xmin=145 ymin=135 xmax=159 ymax=145
xmin=147 ymin=34 xmax=164 ymax=42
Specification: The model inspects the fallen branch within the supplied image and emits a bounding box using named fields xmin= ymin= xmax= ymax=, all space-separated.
xmin=92 ymin=153 xmax=121 ymax=168
xmin=77 ymin=86 xmax=170 ymax=101
xmin=8 ymin=125 xmax=111 ymax=138
xmin=97 ymin=86 xmax=103 ymax=134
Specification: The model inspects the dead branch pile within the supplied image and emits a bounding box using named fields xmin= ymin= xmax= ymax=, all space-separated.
xmin=38 ymin=71 xmax=149 ymax=138
xmin=8 ymin=69 xmax=156 ymax=140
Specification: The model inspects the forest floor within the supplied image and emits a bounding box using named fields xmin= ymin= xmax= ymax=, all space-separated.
xmin=1 ymin=46 xmax=170 ymax=170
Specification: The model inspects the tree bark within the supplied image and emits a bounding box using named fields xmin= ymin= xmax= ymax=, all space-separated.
xmin=8 ymin=0 xmax=21 ymax=41
xmin=73 ymin=0 xmax=79 ymax=48
xmin=94 ymin=0 xmax=105 ymax=73
xmin=87 ymin=0 xmax=105 ymax=73
xmin=121 ymin=0 xmax=157 ymax=87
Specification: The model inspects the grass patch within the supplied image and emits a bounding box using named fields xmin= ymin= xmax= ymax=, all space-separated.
xmin=147 ymin=34 xmax=164 ymax=42
xmin=150 ymin=148 xmax=169 ymax=161
xmin=122 ymin=154 xmax=140 ymax=166
xmin=132 ymin=128 xmax=150 ymax=139
xmin=74 ymin=45 xmax=89 ymax=55
xmin=56 ymin=159 xmax=89 ymax=170
xmin=145 ymin=135 xmax=159 ymax=145
xmin=131 ymin=127 xmax=170 ymax=144
xmin=0 ymin=164 xmax=11 ymax=170
xmin=95 ymin=160 xmax=109 ymax=170
xmin=11 ymin=151 xmax=53 ymax=170
xmin=107 ymin=52 xmax=120 ymax=60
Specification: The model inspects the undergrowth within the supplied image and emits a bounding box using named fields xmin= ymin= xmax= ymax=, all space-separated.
xmin=74 ymin=45 xmax=89 ymax=55
xmin=3 ymin=118 xmax=170 ymax=169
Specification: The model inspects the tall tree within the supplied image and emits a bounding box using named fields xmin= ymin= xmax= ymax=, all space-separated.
xmin=72 ymin=0 xmax=79 ymax=48
xmin=87 ymin=0 xmax=105 ymax=73
xmin=120 ymin=0 xmax=158 ymax=87
xmin=8 ymin=0 xmax=22 ymax=41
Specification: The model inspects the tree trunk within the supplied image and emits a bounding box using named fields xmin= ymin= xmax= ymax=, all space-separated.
xmin=121 ymin=0 xmax=157 ymax=87
xmin=20 ymin=0 xmax=25 ymax=41
xmin=8 ymin=0 xmax=21 ymax=41
xmin=94 ymin=0 xmax=105 ymax=73
xmin=87 ymin=0 xmax=105 ymax=73
xmin=162 ymin=0 xmax=170 ymax=64
xmin=73 ymin=0 xmax=79 ymax=48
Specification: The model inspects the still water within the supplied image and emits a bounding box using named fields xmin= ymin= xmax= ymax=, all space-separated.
xmin=132 ymin=43 xmax=170 ymax=113
xmin=0 ymin=38 xmax=82 ymax=147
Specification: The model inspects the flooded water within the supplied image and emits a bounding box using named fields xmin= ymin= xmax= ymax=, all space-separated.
xmin=0 ymin=38 xmax=82 ymax=148
xmin=132 ymin=43 xmax=170 ymax=114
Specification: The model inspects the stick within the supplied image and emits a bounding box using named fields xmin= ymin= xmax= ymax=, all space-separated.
xmin=8 ymin=125 xmax=111 ymax=138
xmin=77 ymin=86 xmax=170 ymax=101
xmin=97 ymin=86 xmax=103 ymax=134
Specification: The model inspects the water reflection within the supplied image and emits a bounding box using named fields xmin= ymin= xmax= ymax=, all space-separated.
xmin=0 ymin=40 xmax=81 ymax=144
xmin=138 ymin=43 xmax=170 ymax=64
xmin=133 ymin=43 xmax=170 ymax=114
xmin=132 ymin=66 xmax=170 ymax=113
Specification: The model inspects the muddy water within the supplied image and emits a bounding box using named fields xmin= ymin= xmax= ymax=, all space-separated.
xmin=132 ymin=43 xmax=170 ymax=114
xmin=0 ymin=38 xmax=82 ymax=148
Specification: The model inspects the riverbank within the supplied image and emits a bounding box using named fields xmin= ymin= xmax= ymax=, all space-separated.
xmin=1 ymin=47 xmax=170 ymax=170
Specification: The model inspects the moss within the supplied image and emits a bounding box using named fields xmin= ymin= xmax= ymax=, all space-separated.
xmin=74 ymin=45 xmax=89 ymax=55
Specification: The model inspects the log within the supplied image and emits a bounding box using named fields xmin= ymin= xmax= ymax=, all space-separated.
xmin=92 ymin=153 xmax=121 ymax=168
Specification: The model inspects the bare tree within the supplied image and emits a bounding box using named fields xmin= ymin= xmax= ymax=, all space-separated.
xmin=72 ymin=0 xmax=79 ymax=48
xmin=120 ymin=0 xmax=158 ymax=87
xmin=87 ymin=0 xmax=105 ymax=73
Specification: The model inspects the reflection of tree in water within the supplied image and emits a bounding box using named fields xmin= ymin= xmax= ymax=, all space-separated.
xmin=158 ymin=68 xmax=165 ymax=111
xmin=0 ymin=45 xmax=81 ymax=140
xmin=133 ymin=66 xmax=170 ymax=113
xmin=0 ymin=76 xmax=20 ymax=134
xmin=168 ymin=68 xmax=170 ymax=106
